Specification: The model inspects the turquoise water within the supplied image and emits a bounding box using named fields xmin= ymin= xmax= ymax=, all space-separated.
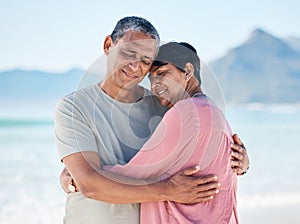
xmin=0 ymin=104 xmax=299 ymax=223
xmin=228 ymin=105 xmax=300 ymax=194
xmin=0 ymin=106 xmax=65 ymax=223
xmin=0 ymin=119 xmax=53 ymax=128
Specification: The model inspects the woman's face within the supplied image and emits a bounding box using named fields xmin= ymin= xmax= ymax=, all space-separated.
xmin=149 ymin=63 xmax=188 ymax=108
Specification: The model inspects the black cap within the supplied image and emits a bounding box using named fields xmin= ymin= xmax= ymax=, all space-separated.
xmin=153 ymin=42 xmax=201 ymax=84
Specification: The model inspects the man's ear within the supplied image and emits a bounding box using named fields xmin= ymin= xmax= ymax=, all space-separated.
xmin=185 ymin=63 xmax=195 ymax=81
xmin=103 ymin=35 xmax=113 ymax=55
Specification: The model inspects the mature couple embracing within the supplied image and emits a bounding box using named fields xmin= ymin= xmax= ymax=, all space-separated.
xmin=55 ymin=16 xmax=249 ymax=224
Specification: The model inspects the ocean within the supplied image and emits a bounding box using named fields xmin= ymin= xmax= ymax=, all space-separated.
xmin=0 ymin=102 xmax=300 ymax=224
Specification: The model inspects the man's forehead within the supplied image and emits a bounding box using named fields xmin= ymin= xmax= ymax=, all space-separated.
xmin=119 ymin=41 xmax=157 ymax=58
xmin=118 ymin=30 xmax=156 ymax=42
xmin=120 ymin=40 xmax=157 ymax=50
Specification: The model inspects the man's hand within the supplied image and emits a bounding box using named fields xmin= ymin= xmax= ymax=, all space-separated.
xmin=164 ymin=166 xmax=220 ymax=204
xmin=59 ymin=167 xmax=77 ymax=193
xmin=231 ymin=134 xmax=250 ymax=175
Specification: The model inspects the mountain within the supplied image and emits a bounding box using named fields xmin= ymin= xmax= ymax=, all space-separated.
xmin=0 ymin=68 xmax=84 ymax=103
xmin=210 ymin=28 xmax=300 ymax=104
xmin=1 ymin=29 xmax=300 ymax=105
xmin=285 ymin=37 xmax=300 ymax=52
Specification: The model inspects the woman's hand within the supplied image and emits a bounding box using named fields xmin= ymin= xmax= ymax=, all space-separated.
xmin=59 ymin=167 xmax=77 ymax=193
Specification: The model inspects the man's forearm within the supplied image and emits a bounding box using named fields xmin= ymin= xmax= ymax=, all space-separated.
xmin=63 ymin=152 xmax=168 ymax=204
xmin=76 ymin=169 xmax=167 ymax=203
xmin=64 ymin=152 xmax=219 ymax=204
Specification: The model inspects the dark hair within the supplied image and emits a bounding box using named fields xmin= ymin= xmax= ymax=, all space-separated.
xmin=110 ymin=16 xmax=160 ymax=44
xmin=153 ymin=42 xmax=201 ymax=85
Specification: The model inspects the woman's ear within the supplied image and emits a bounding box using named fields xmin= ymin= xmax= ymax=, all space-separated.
xmin=185 ymin=62 xmax=195 ymax=81
xmin=103 ymin=35 xmax=113 ymax=55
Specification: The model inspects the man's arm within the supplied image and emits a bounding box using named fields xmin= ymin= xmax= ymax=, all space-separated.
xmin=63 ymin=151 xmax=220 ymax=204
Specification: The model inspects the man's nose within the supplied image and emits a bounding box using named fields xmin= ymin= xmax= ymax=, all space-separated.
xmin=128 ymin=60 xmax=139 ymax=72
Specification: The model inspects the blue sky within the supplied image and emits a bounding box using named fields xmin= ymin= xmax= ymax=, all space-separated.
xmin=1 ymin=0 xmax=300 ymax=72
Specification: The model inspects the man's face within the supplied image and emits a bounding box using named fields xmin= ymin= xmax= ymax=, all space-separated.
xmin=106 ymin=31 xmax=158 ymax=89
xmin=149 ymin=63 xmax=187 ymax=108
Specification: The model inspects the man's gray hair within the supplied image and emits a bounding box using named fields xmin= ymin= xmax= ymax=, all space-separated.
xmin=111 ymin=16 xmax=160 ymax=44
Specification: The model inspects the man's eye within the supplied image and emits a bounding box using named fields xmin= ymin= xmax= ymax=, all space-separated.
xmin=142 ymin=60 xmax=151 ymax=65
xmin=121 ymin=51 xmax=135 ymax=58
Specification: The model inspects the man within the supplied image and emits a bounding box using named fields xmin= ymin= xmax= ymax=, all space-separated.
xmin=55 ymin=16 xmax=249 ymax=224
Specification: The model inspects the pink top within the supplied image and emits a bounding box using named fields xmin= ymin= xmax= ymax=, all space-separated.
xmin=106 ymin=97 xmax=238 ymax=224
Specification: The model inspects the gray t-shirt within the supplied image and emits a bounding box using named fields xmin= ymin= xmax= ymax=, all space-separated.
xmin=55 ymin=83 xmax=167 ymax=224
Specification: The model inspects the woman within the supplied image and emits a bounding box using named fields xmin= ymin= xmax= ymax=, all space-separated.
xmin=106 ymin=42 xmax=238 ymax=223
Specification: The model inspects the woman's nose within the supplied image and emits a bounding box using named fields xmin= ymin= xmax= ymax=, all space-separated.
xmin=151 ymin=79 xmax=160 ymax=90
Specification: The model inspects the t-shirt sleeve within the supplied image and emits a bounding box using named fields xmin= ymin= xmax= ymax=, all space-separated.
xmin=54 ymin=96 xmax=98 ymax=161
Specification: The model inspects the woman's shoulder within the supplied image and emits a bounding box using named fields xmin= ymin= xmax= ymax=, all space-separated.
xmin=174 ymin=97 xmax=212 ymax=112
